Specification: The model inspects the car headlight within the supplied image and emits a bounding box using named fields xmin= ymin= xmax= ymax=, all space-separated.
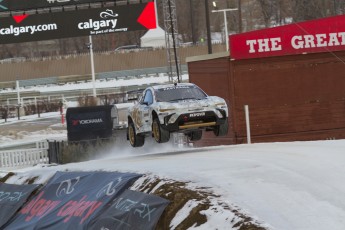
xmin=215 ymin=109 xmax=223 ymax=118
xmin=168 ymin=114 xmax=179 ymax=124
xmin=215 ymin=102 xmax=227 ymax=109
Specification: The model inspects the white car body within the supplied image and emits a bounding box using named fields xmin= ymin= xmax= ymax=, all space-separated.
xmin=127 ymin=83 xmax=228 ymax=147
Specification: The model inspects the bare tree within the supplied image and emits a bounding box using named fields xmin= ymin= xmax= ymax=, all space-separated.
xmin=291 ymin=0 xmax=329 ymax=22
xmin=256 ymin=0 xmax=277 ymax=27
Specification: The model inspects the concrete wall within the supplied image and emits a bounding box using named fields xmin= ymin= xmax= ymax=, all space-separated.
xmin=0 ymin=44 xmax=226 ymax=82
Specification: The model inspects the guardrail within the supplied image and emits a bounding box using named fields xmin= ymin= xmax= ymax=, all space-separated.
xmin=0 ymin=141 xmax=49 ymax=168
xmin=0 ymin=65 xmax=188 ymax=89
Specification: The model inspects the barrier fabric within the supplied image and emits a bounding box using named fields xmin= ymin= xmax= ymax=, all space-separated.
xmin=4 ymin=171 xmax=141 ymax=230
xmin=89 ymin=189 xmax=170 ymax=230
xmin=0 ymin=183 xmax=40 ymax=229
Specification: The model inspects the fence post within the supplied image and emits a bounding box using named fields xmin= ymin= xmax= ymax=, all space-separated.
xmin=48 ymin=140 xmax=62 ymax=164
xmin=244 ymin=105 xmax=251 ymax=144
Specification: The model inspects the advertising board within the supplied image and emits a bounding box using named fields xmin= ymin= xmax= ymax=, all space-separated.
xmin=0 ymin=0 xmax=151 ymax=12
xmin=230 ymin=15 xmax=345 ymax=60
xmin=0 ymin=2 xmax=156 ymax=44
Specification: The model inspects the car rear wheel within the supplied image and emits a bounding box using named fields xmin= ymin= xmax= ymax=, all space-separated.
xmin=188 ymin=130 xmax=202 ymax=141
xmin=152 ymin=118 xmax=170 ymax=143
xmin=213 ymin=118 xmax=228 ymax=136
xmin=128 ymin=122 xmax=145 ymax=147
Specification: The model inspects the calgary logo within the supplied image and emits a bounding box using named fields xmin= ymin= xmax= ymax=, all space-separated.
xmin=78 ymin=9 xmax=118 ymax=31
xmin=100 ymin=9 xmax=118 ymax=19
xmin=56 ymin=176 xmax=80 ymax=198
xmin=96 ymin=177 xmax=122 ymax=198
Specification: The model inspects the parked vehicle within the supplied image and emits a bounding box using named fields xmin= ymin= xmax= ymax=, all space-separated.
xmin=127 ymin=83 xmax=228 ymax=147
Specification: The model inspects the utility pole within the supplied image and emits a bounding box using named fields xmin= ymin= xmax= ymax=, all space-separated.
xmin=88 ymin=35 xmax=96 ymax=98
xmin=238 ymin=0 xmax=242 ymax=33
xmin=189 ymin=0 xmax=196 ymax=44
xmin=205 ymin=0 xmax=212 ymax=54
xmin=163 ymin=0 xmax=181 ymax=83
xmin=212 ymin=8 xmax=238 ymax=51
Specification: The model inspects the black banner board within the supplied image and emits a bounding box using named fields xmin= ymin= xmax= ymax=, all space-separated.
xmin=4 ymin=171 xmax=141 ymax=230
xmin=0 ymin=2 xmax=156 ymax=44
xmin=0 ymin=183 xmax=40 ymax=229
xmin=0 ymin=0 xmax=150 ymax=12
xmin=66 ymin=105 xmax=115 ymax=141
xmin=89 ymin=189 xmax=170 ymax=230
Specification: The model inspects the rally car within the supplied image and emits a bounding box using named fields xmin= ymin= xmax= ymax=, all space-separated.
xmin=127 ymin=83 xmax=228 ymax=147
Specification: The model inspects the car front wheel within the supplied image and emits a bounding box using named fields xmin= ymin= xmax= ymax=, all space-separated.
xmin=188 ymin=130 xmax=202 ymax=141
xmin=213 ymin=118 xmax=228 ymax=136
xmin=128 ymin=122 xmax=145 ymax=147
xmin=152 ymin=118 xmax=170 ymax=143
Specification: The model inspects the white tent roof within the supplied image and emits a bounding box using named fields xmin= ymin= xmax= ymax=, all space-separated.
xmin=140 ymin=26 xmax=166 ymax=48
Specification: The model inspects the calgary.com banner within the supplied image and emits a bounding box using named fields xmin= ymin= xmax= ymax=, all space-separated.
xmin=0 ymin=2 xmax=156 ymax=44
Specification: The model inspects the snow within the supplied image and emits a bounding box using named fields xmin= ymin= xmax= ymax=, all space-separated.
xmin=0 ymin=74 xmax=189 ymax=95
xmin=0 ymin=112 xmax=66 ymax=148
xmin=1 ymin=76 xmax=345 ymax=229
xmin=2 ymin=118 xmax=345 ymax=229
xmin=170 ymin=200 xmax=200 ymax=228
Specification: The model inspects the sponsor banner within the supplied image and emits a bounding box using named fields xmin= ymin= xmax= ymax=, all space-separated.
xmin=0 ymin=0 xmax=150 ymax=12
xmin=0 ymin=183 xmax=40 ymax=229
xmin=4 ymin=171 xmax=141 ymax=230
xmin=89 ymin=189 xmax=170 ymax=230
xmin=67 ymin=110 xmax=108 ymax=131
xmin=0 ymin=2 xmax=156 ymax=44
xmin=230 ymin=15 xmax=345 ymax=60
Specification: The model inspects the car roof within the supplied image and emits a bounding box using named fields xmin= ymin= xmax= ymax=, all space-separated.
xmin=151 ymin=83 xmax=196 ymax=90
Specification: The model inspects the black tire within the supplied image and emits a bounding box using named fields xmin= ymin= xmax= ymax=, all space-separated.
xmin=213 ymin=118 xmax=228 ymax=136
xmin=188 ymin=130 xmax=203 ymax=141
xmin=128 ymin=122 xmax=145 ymax=147
xmin=152 ymin=118 xmax=170 ymax=143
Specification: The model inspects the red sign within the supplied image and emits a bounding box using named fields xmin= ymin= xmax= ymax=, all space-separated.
xmin=230 ymin=15 xmax=345 ymax=60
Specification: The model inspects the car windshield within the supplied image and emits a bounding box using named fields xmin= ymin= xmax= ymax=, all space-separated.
xmin=155 ymin=85 xmax=207 ymax=102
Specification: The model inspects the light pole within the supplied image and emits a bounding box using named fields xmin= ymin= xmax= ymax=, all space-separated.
xmin=88 ymin=35 xmax=96 ymax=98
xmin=212 ymin=8 xmax=238 ymax=51
xmin=205 ymin=0 xmax=212 ymax=54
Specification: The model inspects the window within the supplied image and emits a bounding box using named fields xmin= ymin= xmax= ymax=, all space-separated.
xmin=143 ymin=90 xmax=153 ymax=105
xmin=155 ymin=85 xmax=207 ymax=102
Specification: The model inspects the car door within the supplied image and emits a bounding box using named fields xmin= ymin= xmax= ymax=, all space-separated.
xmin=133 ymin=89 xmax=153 ymax=132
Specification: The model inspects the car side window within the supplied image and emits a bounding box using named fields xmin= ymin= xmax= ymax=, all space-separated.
xmin=143 ymin=90 xmax=153 ymax=105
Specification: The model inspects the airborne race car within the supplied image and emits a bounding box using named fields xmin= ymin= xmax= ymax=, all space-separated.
xmin=127 ymin=83 xmax=228 ymax=147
